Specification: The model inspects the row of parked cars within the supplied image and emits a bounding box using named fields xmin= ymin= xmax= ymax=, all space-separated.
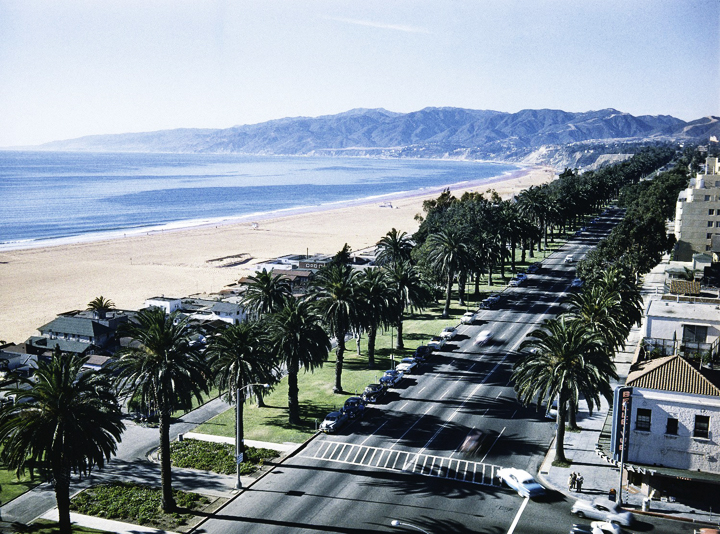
xmin=319 ymin=346 xmax=432 ymax=433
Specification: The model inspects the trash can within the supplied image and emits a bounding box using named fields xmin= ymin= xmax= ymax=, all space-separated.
xmin=642 ymin=497 xmax=651 ymax=512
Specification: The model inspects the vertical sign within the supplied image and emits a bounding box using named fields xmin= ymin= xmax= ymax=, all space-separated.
xmin=611 ymin=386 xmax=633 ymax=461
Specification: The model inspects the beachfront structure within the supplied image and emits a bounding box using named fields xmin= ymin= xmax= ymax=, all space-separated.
xmin=144 ymin=296 xmax=246 ymax=326
xmin=0 ymin=343 xmax=37 ymax=376
xmin=674 ymin=157 xmax=720 ymax=261
xmin=643 ymin=299 xmax=720 ymax=359
xmin=254 ymin=248 xmax=378 ymax=274
xmin=607 ymin=355 xmax=720 ymax=499
xmin=144 ymin=296 xmax=183 ymax=314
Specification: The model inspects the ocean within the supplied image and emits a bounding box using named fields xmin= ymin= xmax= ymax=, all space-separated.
xmin=0 ymin=151 xmax=518 ymax=250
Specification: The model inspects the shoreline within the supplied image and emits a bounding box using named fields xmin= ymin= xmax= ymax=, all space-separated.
xmin=0 ymin=165 xmax=554 ymax=344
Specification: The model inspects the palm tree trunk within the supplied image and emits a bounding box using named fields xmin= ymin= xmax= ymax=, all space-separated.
xmin=159 ymin=408 xmax=176 ymax=512
xmin=396 ymin=312 xmax=404 ymax=350
xmin=367 ymin=325 xmax=377 ymax=369
xmin=334 ymin=336 xmax=345 ymax=393
xmin=253 ymin=384 xmax=266 ymax=408
xmin=236 ymin=393 xmax=246 ymax=459
xmin=568 ymin=398 xmax=579 ymax=430
xmin=555 ymin=396 xmax=568 ymax=464
xmin=288 ymin=366 xmax=300 ymax=425
xmin=54 ymin=465 xmax=72 ymax=534
xmin=458 ymin=271 xmax=466 ymax=307
xmin=443 ymin=272 xmax=453 ymax=318
xmin=511 ymin=240 xmax=517 ymax=273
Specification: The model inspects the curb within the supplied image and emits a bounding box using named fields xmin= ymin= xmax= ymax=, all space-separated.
xmin=187 ymin=430 xmax=322 ymax=534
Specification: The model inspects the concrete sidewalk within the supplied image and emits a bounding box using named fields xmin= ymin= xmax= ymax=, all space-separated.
xmin=537 ymin=258 xmax=720 ymax=529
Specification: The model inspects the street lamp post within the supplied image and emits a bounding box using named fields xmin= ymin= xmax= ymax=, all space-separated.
xmin=390 ymin=520 xmax=431 ymax=534
xmin=236 ymin=383 xmax=270 ymax=489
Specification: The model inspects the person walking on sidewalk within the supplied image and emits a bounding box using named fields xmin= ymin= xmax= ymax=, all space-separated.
xmin=576 ymin=474 xmax=584 ymax=493
xmin=568 ymin=472 xmax=577 ymax=491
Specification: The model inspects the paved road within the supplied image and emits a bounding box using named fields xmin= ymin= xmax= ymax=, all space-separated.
xmin=195 ymin=210 xmax=674 ymax=533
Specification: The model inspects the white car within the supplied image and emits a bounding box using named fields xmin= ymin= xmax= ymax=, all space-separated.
xmin=565 ymin=254 xmax=575 ymax=263
xmin=440 ymin=326 xmax=458 ymax=340
xmin=496 ymin=468 xmax=545 ymax=498
xmin=427 ymin=336 xmax=446 ymax=351
xmin=571 ymin=498 xmax=634 ymax=527
xmin=474 ymin=330 xmax=493 ymax=346
xmin=395 ymin=357 xmax=418 ymax=374
xmin=460 ymin=311 xmax=476 ymax=324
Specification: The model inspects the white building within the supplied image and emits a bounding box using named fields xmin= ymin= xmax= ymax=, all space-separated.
xmin=674 ymin=156 xmax=720 ymax=261
xmin=645 ymin=299 xmax=720 ymax=355
xmin=144 ymin=296 xmax=183 ymax=314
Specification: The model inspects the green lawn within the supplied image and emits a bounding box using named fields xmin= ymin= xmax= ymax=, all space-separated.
xmin=0 ymin=459 xmax=41 ymax=506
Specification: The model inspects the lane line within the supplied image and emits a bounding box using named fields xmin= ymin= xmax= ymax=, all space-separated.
xmin=506 ymin=496 xmax=529 ymax=534
xmin=360 ymin=421 xmax=387 ymax=445
xmin=480 ymin=426 xmax=506 ymax=463
xmin=389 ymin=405 xmax=432 ymax=449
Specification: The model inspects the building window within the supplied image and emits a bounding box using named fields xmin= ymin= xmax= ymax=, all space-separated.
xmin=716 ymin=181 xmax=720 ymax=187
xmin=694 ymin=415 xmax=710 ymax=439
xmin=708 ymin=233 xmax=713 ymax=239
xmin=666 ymin=417 xmax=679 ymax=435
xmin=706 ymin=195 xmax=712 ymax=201
xmin=683 ymin=324 xmax=708 ymax=343
xmin=636 ymin=408 xmax=652 ymax=431
xmin=716 ymin=222 xmax=720 ymax=228
xmin=710 ymin=209 xmax=716 ymax=215
xmin=709 ymin=221 xmax=714 ymax=227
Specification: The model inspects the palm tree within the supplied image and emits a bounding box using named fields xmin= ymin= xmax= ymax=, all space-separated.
xmin=207 ymin=322 xmax=277 ymax=478
xmin=87 ymin=295 xmax=115 ymax=312
xmin=564 ymin=285 xmax=627 ymax=356
xmin=267 ymin=298 xmax=330 ymax=425
xmin=376 ymin=228 xmax=413 ymax=267
xmin=310 ymin=264 xmax=363 ymax=393
xmin=513 ymin=317 xmax=616 ymax=463
xmin=357 ymin=268 xmax=398 ymax=368
xmin=385 ymin=260 xmax=433 ymax=350
xmin=0 ymin=351 xmax=124 ymax=534
xmin=113 ymin=307 xmax=210 ymax=512
xmin=425 ymin=228 xmax=470 ymax=318
xmin=598 ymin=265 xmax=644 ymax=333
xmin=242 ymin=268 xmax=292 ymax=319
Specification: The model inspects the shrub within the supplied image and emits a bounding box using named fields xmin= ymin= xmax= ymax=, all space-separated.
xmin=170 ymin=439 xmax=279 ymax=475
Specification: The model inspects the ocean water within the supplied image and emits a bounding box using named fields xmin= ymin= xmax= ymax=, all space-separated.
xmin=0 ymin=151 xmax=518 ymax=249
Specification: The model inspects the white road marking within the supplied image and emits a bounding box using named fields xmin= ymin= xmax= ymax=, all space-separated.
xmin=389 ymin=405 xmax=433 ymax=449
xmin=506 ymin=496 xmax=529 ymax=534
xmin=480 ymin=426 xmax=505 ymax=463
xmin=360 ymin=421 xmax=387 ymax=445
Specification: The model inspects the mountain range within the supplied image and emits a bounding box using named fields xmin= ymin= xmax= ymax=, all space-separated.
xmin=38 ymin=107 xmax=719 ymax=165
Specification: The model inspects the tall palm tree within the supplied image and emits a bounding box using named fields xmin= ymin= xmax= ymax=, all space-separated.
xmin=87 ymin=295 xmax=115 ymax=312
xmin=357 ymin=268 xmax=398 ymax=368
xmin=426 ymin=228 xmax=470 ymax=318
xmin=207 ymin=322 xmax=277 ymax=473
xmin=0 ymin=351 xmax=124 ymax=534
xmin=598 ymin=265 xmax=644 ymax=333
xmin=310 ymin=264 xmax=363 ymax=393
xmin=268 ymin=299 xmax=330 ymax=425
xmin=564 ymin=285 xmax=627 ymax=355
xmin=242 ymin=268 xmax=292 ymax=319
xmin=376 ymin=228 xmax=413 ymax=267
xmin=385 ymin=261 xmax=433 ymax=350
xmin=113 ymin=307 xmax=210 ymax=512
xmin=513 ymin=317 xmax=616 ymax=463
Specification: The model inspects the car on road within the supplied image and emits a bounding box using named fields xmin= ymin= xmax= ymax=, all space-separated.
xmin=320 ymin=410 xmax=349 ymax=433
xmin=460 ymin=311 xmax=476 ymax=324
xmin=474 ymin=330 xmax=493 ymax=346
xmin=571 ymin=498 xmax=635 ymax=527
xmin=565 ymin=254 xmax=575 ymax=263
xmin=509 ymin=277 xmax=525 ymax=287
xmin=343 ymin=397 xmax=365 ymax=419
xmin=459 ymin=429 xmax=484 ymax=455
xmin=362 ymin=383 xmax=386 ymax=403
xmin=571 ymin=278 xmax=584 ymax=288
xmin=427 ymin=336 xmax=446 ymax=351
xmin=496 ymin=468 xmax=545 ymax=498
xmin=440 ymin=326 xmax=458 ymax=340
xmin=527 ymin=263 xmax=541 ymax=273
xmin=396 ymin=357 xmax=419 ymax=374
xmin=379 ymin=369 xmax=404 ymax=387
xmin=480 ymin=294 xmax=501 ymax=309
xmin=570 ymin=521 xmax=623 ymax=534
xmin=413 ymin=345 xmax=430 ymax=361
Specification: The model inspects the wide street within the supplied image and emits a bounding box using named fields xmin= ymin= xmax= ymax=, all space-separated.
xmin=191 ymin=210 xmax=691 ymax=533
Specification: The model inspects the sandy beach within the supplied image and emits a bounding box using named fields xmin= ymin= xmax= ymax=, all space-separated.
xmin=0 ymin=165 xmax=554 ymax=344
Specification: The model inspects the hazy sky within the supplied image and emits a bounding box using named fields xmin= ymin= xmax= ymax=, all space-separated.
xmin=1 ymin=0 xmax=718 ymax=147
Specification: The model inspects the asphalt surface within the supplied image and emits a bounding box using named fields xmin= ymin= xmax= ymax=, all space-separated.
xmin=194 ymin=210 xmax=697 ymax=533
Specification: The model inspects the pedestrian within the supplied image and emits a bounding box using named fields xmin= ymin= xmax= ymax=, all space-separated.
xmin=576 ymin=474 xmax=584 ymax=493
xmin=568 ymin=472 xmax=577 ymax=491
xmin=608 ymin=488 xmax=617 ymax=501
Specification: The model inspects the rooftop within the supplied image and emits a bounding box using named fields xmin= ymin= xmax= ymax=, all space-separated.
xmin=646 ymin=299 xmax=720 ymax=323
xmin=627 ymin=355 xmax=720 ymax=396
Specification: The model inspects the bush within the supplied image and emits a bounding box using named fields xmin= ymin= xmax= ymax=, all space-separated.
xmin=170 ymin=439 xmax=279 ymax=475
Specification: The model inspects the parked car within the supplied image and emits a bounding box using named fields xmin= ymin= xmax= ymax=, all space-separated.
xmin=481 ymin=294 xmax=501 ymax=309
xmin=379 ymin=369 xmax=404 ymax=387
xmin=427 ymin=336 xmax=446 ymax=351
xmin=320 ymin=410 xmax=349 ymax=433
xmin=413 ymin=345 xmax=431 ymax=361
xmin=516 ymin=273 xmax=527 ymax=281
xmin=571 ymin=278 xmax=584 ymax=288
xmin=571 ymin=499 xmax=634 ymax=527
xmin=527 ymin=263 xmax=541 ymax=273
xmin=565 ymin=254 xmax=575 ymax=263
xmin=496 ymin=467 xmax=545 ymax=498
xmin=570 ymin=521 xmax=623 ymax=534
xmin=440 ymin=326 xmax=458 ymax=340
xmin=460 ymin=311 xmax=476 ymax=324
xmin=343 ymin=397 xmax=365 ymax=419
xmin=460 ymin=429 xmax=484 ymax=455
xmin=509 ymin=277 xmax=525 ymax=287
xmin=396 ymin=357 xmax=418 ymax=374
xmin=362 ymin=383 xmax=386 ymax=403
xmin=474 ymin=330 xmax=493 ymax=346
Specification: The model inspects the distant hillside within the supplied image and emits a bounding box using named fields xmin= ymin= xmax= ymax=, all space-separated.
xmin=38 ymin=107 xmax=720 ymax=166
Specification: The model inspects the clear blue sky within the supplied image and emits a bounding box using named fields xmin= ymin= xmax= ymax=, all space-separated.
xmin=1 ymin=0 xmax=718 ymax=146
